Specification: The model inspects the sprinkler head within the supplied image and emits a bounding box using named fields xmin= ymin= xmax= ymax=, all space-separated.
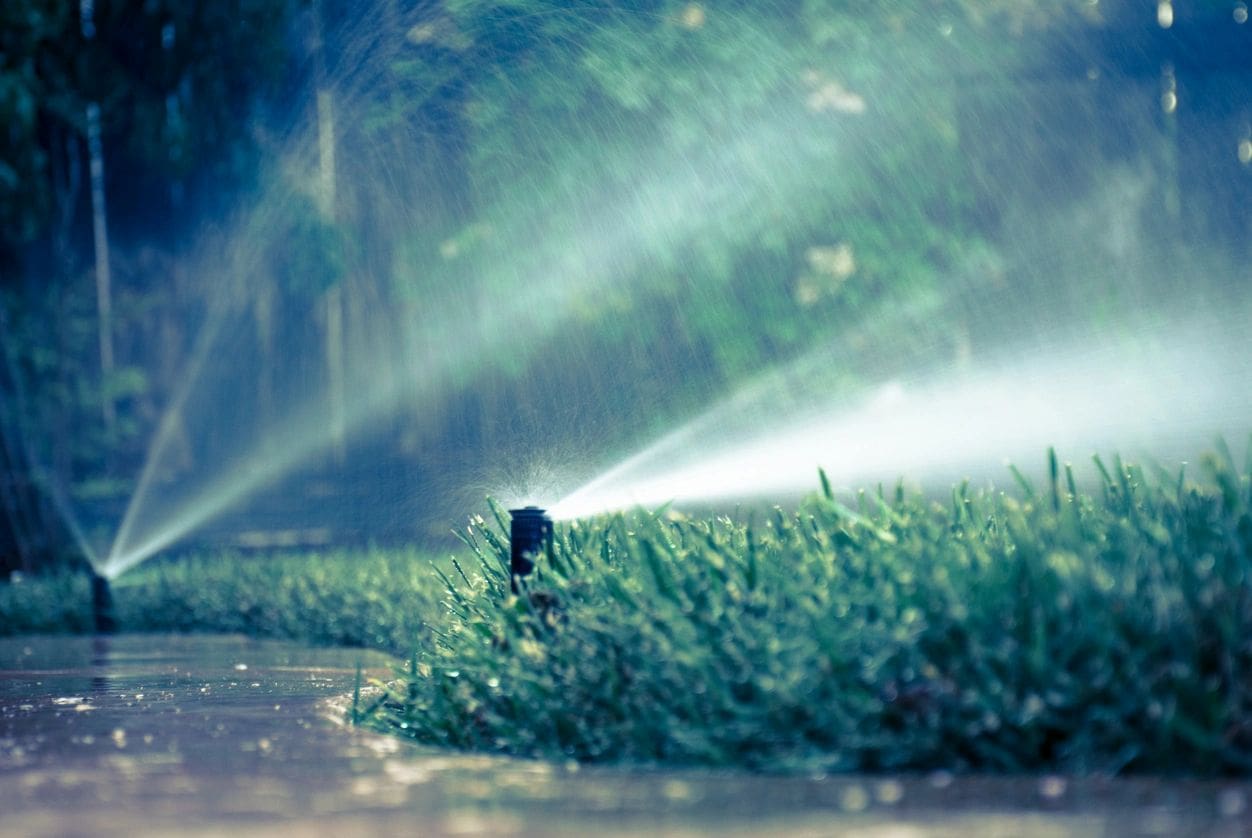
xmin=509 ymin=506 xmax=553 ymax=586
xmin=91 ymin=572 xmax=117 ymax=634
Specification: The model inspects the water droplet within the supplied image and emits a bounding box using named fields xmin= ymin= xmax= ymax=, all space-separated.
xmin=1141 ymin=807 xmax=1181 ymax=835
xmin=1039 ymin=776 xmax=1066 ymax=799
xmin=1218 ymin=788 xmax=1247 ymax=817
xmin=383 ymin=759 xmax=431 ymax=785
xmin=839 ymin=784 xmax=869 ymax=812
xmin=662 ymin=780 xmax=694 ymax=801
xmin=1157 ymin=0 xmax=1174 ymax=28
xmin=875 ymin=779 xmax=904 ymax=805
xmin=679 ymin=3 xmax=705 ymax=30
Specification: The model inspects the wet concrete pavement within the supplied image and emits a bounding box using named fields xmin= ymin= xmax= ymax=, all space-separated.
xmin=1 ymin=634 xmax=1249 ymax=837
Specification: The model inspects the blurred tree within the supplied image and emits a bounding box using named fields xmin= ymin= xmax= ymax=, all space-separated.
xmin=375 ymin=0 xmax=1093 ymax=439
xmin=0 ymin=298 xmax=83 ymax=575
xmin=364 ymin=0 xmax=1251 ymax=490
xmin=1 ymin=0 xmax=1247 ymax=557
xmin=0 ymin=0 xmax=300 ymax=569
xmin=1 ymin=0 xmax=297 ymax=260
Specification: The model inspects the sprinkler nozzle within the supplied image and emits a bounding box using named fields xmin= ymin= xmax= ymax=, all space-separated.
xmin=91 ymin=573 xmax=117 ymax=634
xmin=509 ymin=506 xmax=553 ymax=587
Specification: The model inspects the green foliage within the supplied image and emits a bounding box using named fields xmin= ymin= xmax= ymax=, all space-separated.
xmin=0 ymin=546 xmax=446 ymax=651
xmin=0 ymin=279 xmax=148 ymax=501
xmin=0 ymin=0 xmax=303 ymax=526
xmin=0 ymin=0 xmax=298 ymax=255
xmin=388 ymin=0 xmax=1091 ymax=398
xmin=268 ymin=196 xmax=350 ymax=297
xmin=5 ymin=0 xmax=1228 ymax=558
xmin=0 ymin=571 xmax=96 ymax=634
xmin=361 ymin=446 xmax=1252 ymax=775
xmin=112 ymin=548 xmax=439 ymax=652
xmin=0 ymin=1 xmax=64 ymax=245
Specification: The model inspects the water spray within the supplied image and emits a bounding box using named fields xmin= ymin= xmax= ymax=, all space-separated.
xmin=550 ymin=325 xmax=1252 ymax=520
xmin=91 ymin=572 xmax=117 ymax=634
xmin=509 ymin=506 xmax=552 ymax=590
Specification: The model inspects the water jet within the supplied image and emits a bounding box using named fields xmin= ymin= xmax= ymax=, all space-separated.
xmin=550 ymin=322 xmax=1252 ymax=521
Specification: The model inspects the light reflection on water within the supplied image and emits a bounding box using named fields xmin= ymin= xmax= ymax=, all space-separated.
xmin=1 ymin=634 xmax=1248 ymax=837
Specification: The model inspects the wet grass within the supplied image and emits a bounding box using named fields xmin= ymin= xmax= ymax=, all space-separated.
xmin=0 ymin=548 xmax=439 ymax=653
xmin=0 ymin=570 xmax=97 ymax=635
xmin=358 ymin=444 xmax=1252 ymax=776
xmin=2 ymin=444 xmax=1250 ymax=775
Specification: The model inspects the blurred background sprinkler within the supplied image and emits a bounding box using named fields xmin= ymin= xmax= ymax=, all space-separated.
xmin=91 ymin=573 xmax=116 ymax=634
xmin=509 ymin=507 xmax=552 ymax=590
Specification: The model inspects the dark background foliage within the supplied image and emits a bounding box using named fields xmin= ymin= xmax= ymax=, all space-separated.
xmin=1 ymin=1 xmax=1249 ymax=574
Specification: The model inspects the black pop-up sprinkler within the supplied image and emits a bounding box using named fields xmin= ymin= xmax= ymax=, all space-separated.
xmin=509 ymin=506 xmax=553 ymax=589
xmin=91 ymin=572 xmax=117 ymax=634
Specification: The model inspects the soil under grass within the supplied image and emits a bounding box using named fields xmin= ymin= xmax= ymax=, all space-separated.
xmin=3 ymin=444 xmax=1250 ymax=775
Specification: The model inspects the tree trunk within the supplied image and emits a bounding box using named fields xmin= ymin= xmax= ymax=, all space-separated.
xmin=81 ymin=0 xmax=114 ymax=433
xmin=313 ymin=2 xmax=346 ymax=464
xmin=50 ymin=124 xmax=82 ymax=491
xmin=86 ymin=101 xmax=116 ymax=433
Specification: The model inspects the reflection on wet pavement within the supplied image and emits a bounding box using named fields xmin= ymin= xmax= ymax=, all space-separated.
xmin=1 ymin=634 xmax=1248 ymax=836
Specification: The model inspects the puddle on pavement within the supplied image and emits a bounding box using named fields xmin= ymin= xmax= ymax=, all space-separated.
xmin=2 ymin=634 xmax=1249 ymax=837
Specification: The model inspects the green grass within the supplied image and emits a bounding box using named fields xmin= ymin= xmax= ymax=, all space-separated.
xmin=0 ymin=547 xmax=440 ymax=654
xmin=3 ymin=444 xmax=1251 ymax=776
xmin=358 ymin=445 xmax=1252 ymax=775
xmin=0 ymin=571 xmax=99 ymax=635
